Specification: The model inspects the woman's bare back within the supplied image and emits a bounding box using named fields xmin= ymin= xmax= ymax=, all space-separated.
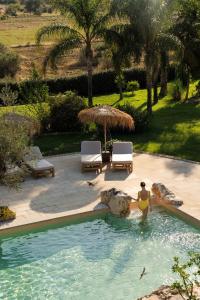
xmin=139 ymin=190 xmax=149 ymax=200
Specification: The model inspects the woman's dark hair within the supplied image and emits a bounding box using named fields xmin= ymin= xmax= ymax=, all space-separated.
xmin=140 ymin=182 xmax=146 ymax=187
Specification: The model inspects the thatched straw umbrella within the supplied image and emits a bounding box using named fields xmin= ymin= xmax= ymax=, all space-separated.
xmin=78 ymin=105 xmax=134 ymax=150
xmin=3 ymin=112 xmax=40 ymax=137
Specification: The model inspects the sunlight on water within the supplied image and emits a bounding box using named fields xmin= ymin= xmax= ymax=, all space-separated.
xmin=0 ymin=209 xmax=199 ymax=300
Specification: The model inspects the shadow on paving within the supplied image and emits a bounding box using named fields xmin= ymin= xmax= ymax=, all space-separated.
xmin=29 ymin=171 xmax=102 ymax=214
xmin=104 ymin=167 xmax=131 ymax=181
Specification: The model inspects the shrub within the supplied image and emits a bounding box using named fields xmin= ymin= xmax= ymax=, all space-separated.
xmin=48 ymin=91 xmax=87 ymax=132
xmin=172 ymin=253 xmax=200 ymax=300
xmin=126 ymin=80 xmax=140 ymax=95
xmin=19 ymin=66 xmax=49 ymax=126
xmin=0 ymin=65 xmax=176 ymax=104
xmin=19 ymin=80 xmax=49 ymax=102
xmin=0 ymin=207 xmax=16 ymax=222
xmin=0 ymin=44 xmax=20 ymax=78
xmin=43 ymin=69 xmax=147 ymax=96
xmin=115 ymin=103 xmax=149 ymax=134
xmin=0 ymin=116 xmax=29 ymax=187
xmin=0 ymin=15 xmax=8 ymax=20
xmin=5 ymin=3 xmax=20 ymax=16
xmin=0 ymin=83 xmax=18 ymax=106
xmin=115 ymin=73 xmax=126 ymax=90
xmin=19 ymin=65 xmax=49 ymax=104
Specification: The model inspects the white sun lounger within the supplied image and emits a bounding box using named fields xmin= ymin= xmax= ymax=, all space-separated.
xmin=23 ymin=146 xmax=55 ymax=178
xmin=81 ymin=141 xmax=102 ymax=173
xmin=111 ymin=142 xmax=133 ymax=173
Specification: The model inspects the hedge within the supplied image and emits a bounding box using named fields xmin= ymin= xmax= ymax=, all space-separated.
xmin=0 ymin=66 xmax=176 ymax=105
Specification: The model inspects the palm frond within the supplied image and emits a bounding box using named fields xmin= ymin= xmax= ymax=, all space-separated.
xmin=42 ymin=36 xmax=81 ymax=73
xmin=103 ymin=28 xmax=124 ymax=47
xmin=51 ymin=0 xmax=111 ymax=36
xmin=91 ymin=13 xmax=110 ymax=39
xmin=157 ymin=33 xmax=183 ymax=52
xmin=52 ymin=0 xmax=94 ymax=31
xmin=36 ymin=23 xmax=82 ymax=45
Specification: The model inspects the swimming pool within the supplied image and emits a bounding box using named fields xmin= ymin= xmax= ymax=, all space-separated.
xmin=0 ymin=209 xmax=199 ymax=300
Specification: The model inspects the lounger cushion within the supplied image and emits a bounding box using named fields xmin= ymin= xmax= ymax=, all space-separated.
xmin=24 ymin=146 xmax=43 ymax=161
xmin=81 ymin=141 xmax=101 ymax=155
xmin=112 ymin=154 xmax=133 ymax=163
xmin=26 ymin=159 xmax=54 ymax=171
xmin=112 ymin=142 xmax=133 ymax=154
xmin=81 ymin=154 xmax=102 ymax=163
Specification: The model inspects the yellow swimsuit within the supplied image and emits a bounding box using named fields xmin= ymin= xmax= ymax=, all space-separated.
xmin=138 ymin=191 xmax=150 ymax=211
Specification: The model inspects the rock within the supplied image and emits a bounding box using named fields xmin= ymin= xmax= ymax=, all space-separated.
xmin=100 ymin=188 xmax=132 ymax=217
xmin=138 ymin=285 xmax=200 ymax=300
xmin=151 ymin=183 xmax=183 ymax=206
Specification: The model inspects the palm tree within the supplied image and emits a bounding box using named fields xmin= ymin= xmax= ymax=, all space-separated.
xmin=152 ymin=35 xmax=182 ymax=104
xmin=103 ymin=25 xmax=141 ymax=100
xmin=113 ymin=0 xmax=180 ymax=114
xmin=171 ymin=0 xmax=200 ymax=102
xmin=36 ymin=0 xmax=111 ymax=107
xmin=121 ymin=0 xmax=165 ymax=114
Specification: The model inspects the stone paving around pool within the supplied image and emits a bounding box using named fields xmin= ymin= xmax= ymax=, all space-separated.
xmin=0 ymin=153 xmax=200 ymax=231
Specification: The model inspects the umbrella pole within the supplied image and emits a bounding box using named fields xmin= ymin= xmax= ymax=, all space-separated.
xmin=104 ymin=122 xmax=107 ymax=151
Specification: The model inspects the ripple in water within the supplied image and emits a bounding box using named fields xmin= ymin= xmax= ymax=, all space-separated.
xmin=0 ymin=209 xmax=199 ymax=300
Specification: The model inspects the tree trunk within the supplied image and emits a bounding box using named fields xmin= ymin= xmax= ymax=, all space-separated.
xmin=153 ymin=83 xmax=158 ymax=105
xmin=159 ymin=69 xmax=168 ymax=98
xmin=146 ymin=68 xmax=152 ymax=115
xmin=159 ymin=51 xmax=168 ymax=98
xmin=115 ymin=68 xmax=124 ymax=100
xmin=86 ymin=44 xmax=93 ymax=107
xmin=152 ymin=62 xmax=159 ymax=105
xmin=184 ymin=66 xmax=190 ymax=102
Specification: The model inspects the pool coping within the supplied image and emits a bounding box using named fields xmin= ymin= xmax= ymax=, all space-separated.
xmin=0 ymin=205 xmax=109 ymax=235
xmin=0 ymin=202 xmax=199 ymax=236
xmin=0 ymin=151 xmax=200 ymax=235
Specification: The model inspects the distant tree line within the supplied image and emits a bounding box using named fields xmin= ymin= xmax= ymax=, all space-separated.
xmin=0 ymin=0 xmax=53 ymax=15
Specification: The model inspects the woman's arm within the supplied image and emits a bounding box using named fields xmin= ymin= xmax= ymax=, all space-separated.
xmin=136 ymin=191 xmax=140 ymax=202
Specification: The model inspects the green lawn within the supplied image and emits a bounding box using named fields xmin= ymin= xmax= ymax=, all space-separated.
xmin=1 ymin=82 xmax=200 ymax=162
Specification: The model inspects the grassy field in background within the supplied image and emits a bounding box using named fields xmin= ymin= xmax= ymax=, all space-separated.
xmin=0 ymin=15 xmax=59 ymax=46
xmin=1 ymin=82 xmax=199 ymax=161
xmin=0 ymin=14 xmax=94 ymax=80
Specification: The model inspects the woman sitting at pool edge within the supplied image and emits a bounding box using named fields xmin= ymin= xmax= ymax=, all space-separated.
xmin=137 ymin=182 xmax=152 ymax=221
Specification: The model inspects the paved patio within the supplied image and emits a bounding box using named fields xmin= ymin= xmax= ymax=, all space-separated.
xmin=0 ymin=153 xmax=200 ymax=231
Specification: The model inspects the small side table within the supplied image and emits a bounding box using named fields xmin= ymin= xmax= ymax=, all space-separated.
xmin=102 ymin=151 xmax=111 ymax=164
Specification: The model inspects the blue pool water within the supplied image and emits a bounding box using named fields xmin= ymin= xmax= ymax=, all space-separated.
xmin=0 ymin=209 xmax=199 ymax=300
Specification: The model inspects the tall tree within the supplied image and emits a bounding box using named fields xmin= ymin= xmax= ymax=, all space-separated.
xmin=113 ymin=0 xmax=179 ymax=114
xmin=104 ymin=25 xmax=140 ymax=100
xmin=171 ymin=0 xmax=200 ymax=102
xmin=36 ymin=0 xmax=111 ymax=107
